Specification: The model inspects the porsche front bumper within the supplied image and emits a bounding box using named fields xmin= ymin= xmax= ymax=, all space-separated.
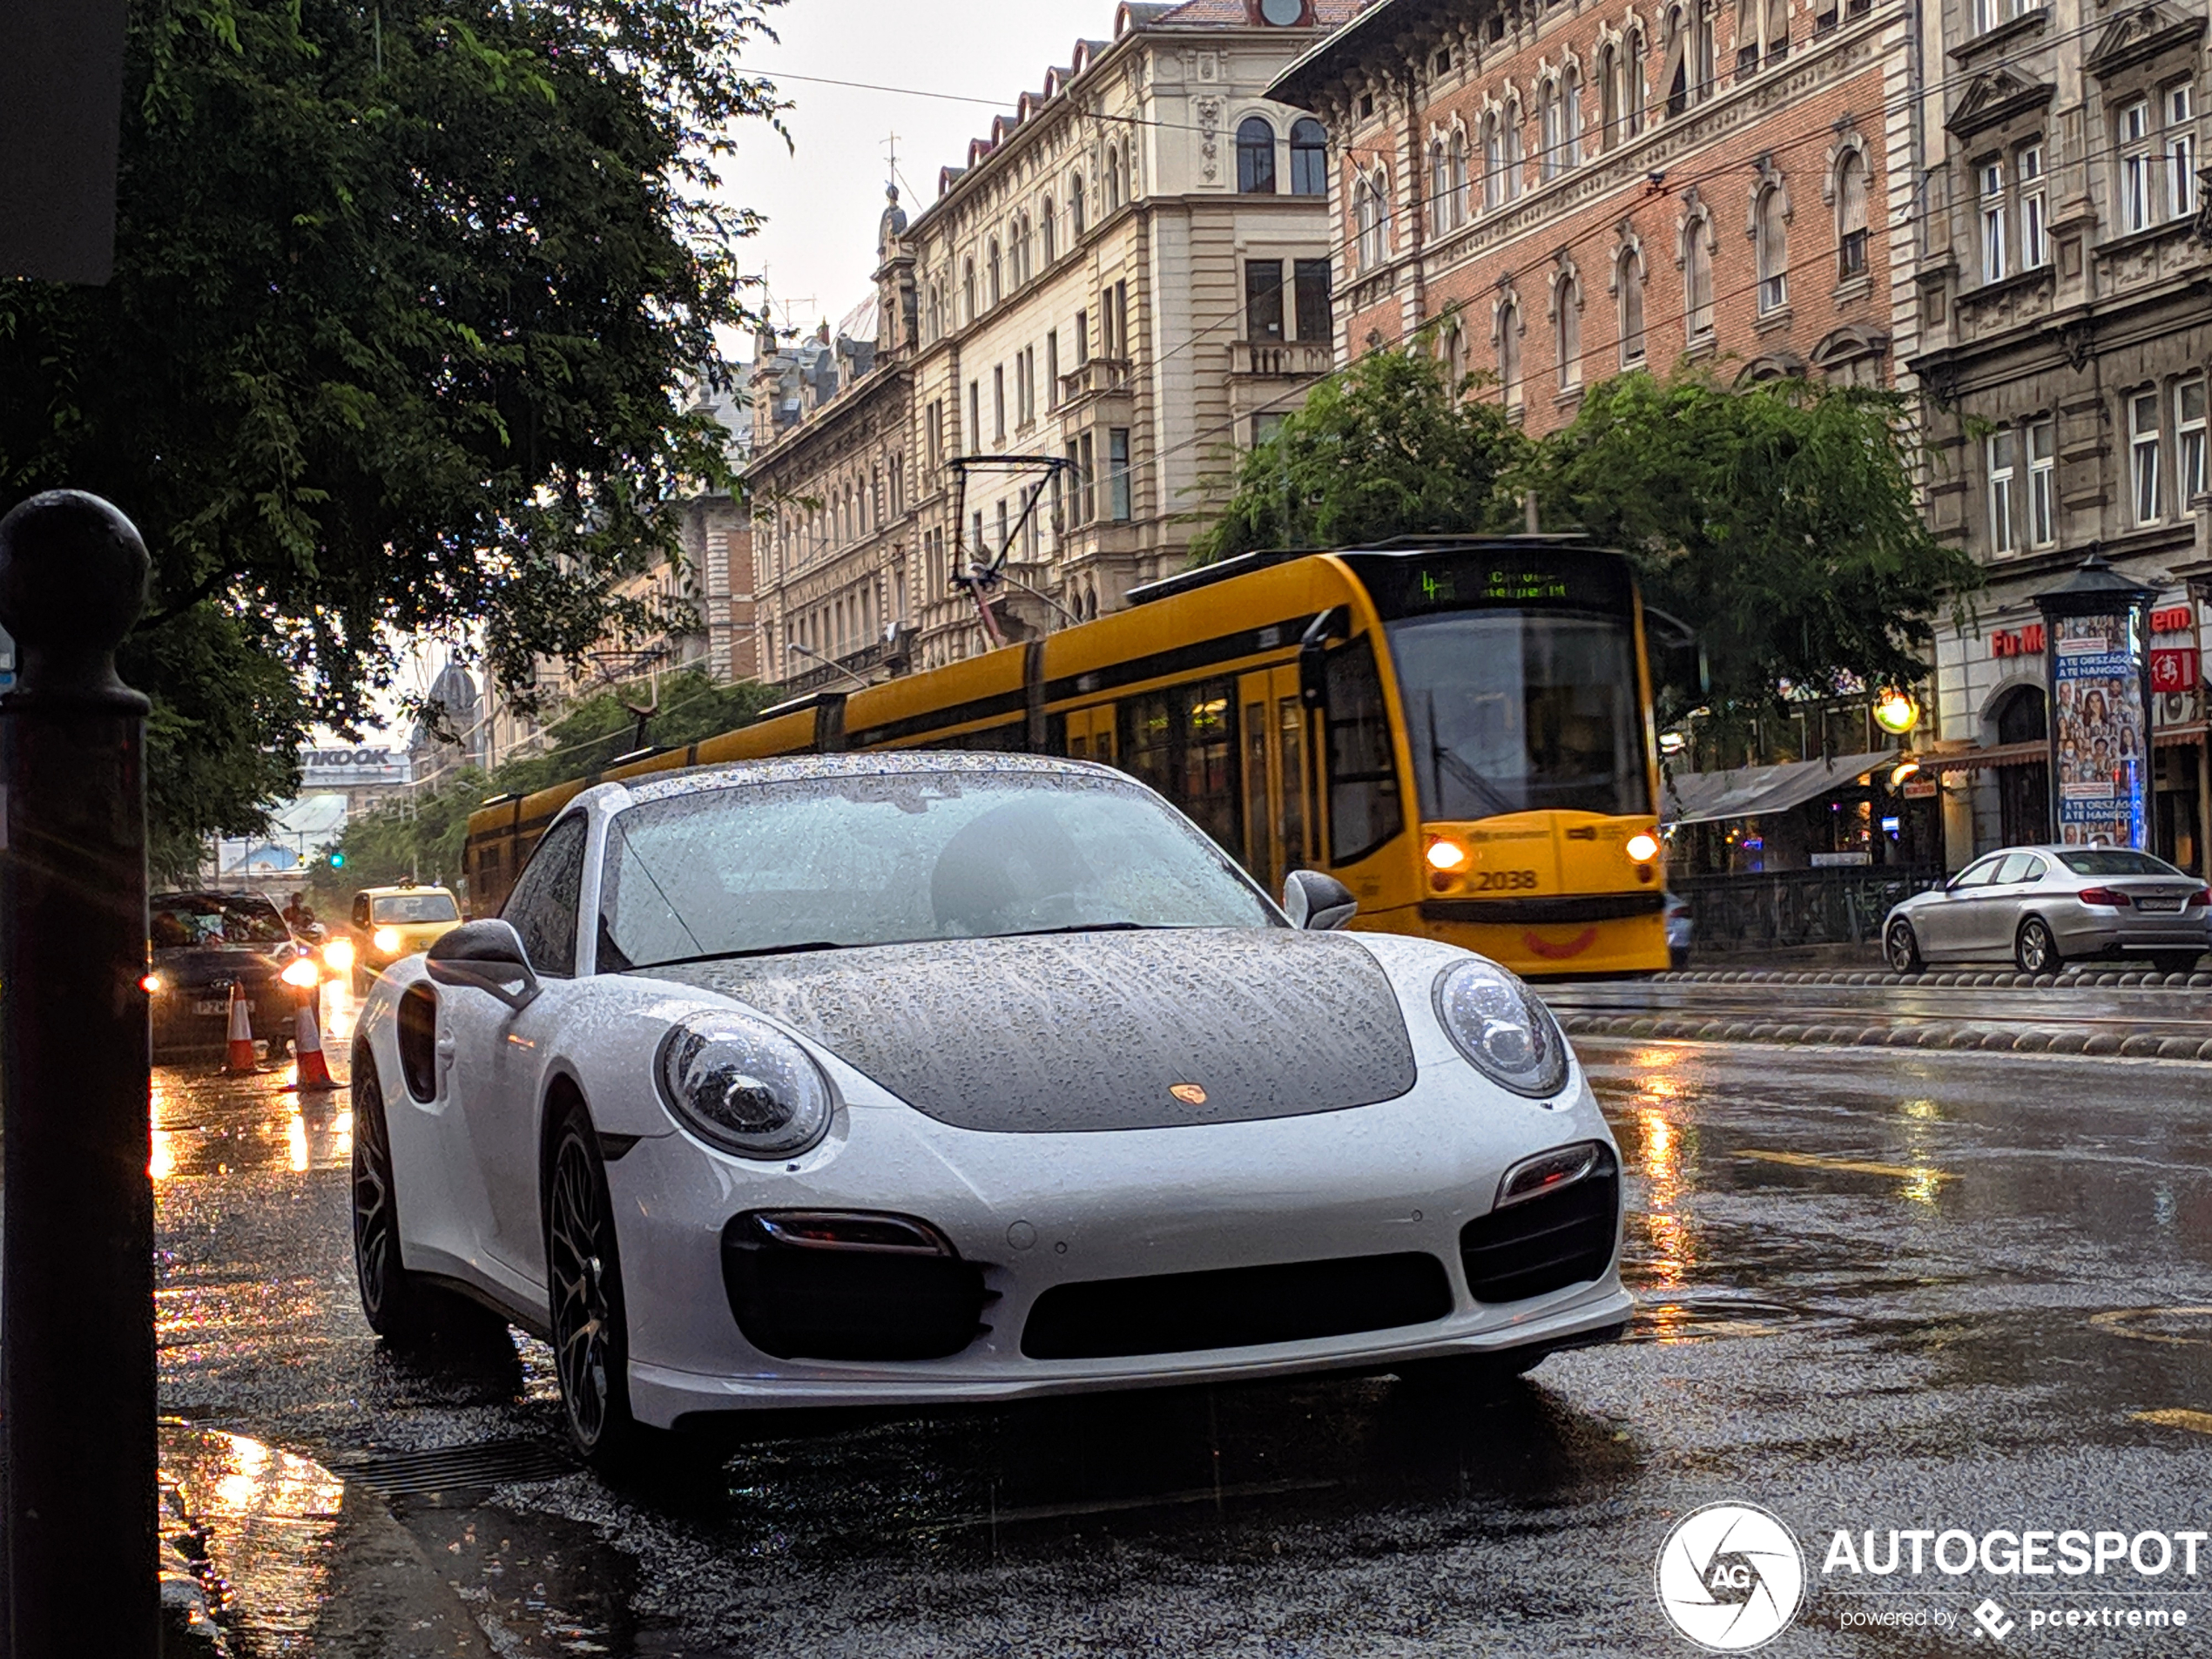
xmin=605 ymin=1063 xmax=1632 ymax=1429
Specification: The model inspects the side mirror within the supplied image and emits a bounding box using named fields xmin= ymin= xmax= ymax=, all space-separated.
xmin=1297 ymin=605 xmax=1342 ymax=711
xmin=1283 ymin=868 xmax=1359 ymax=932
xmin=426 ymin=919 xmax=542 ymax=1011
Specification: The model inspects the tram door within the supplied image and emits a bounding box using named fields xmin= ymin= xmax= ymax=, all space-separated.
xmin=1064 ymin=705 xmax=1116 ymax=764
xmin=1238 ymin=665 xmax=1311 ymax=900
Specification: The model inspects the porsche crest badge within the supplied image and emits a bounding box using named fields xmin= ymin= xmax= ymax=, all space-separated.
xmin=1169 ymin=1082 xmax=1208 ymax=1106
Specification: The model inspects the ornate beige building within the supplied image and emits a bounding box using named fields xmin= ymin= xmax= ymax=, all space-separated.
xmin=747 ymin=0 xmax=1360 ymax=690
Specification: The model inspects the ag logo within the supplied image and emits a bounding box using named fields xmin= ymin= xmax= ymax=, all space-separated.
xmin=1654 ymin=1502 xmax=1805 ymax=1651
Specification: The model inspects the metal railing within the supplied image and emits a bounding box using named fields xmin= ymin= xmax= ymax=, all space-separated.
xmin=1676 ymin=865 xmax=1946 ymax=952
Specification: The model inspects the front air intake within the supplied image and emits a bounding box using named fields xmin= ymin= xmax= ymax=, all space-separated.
xmin=1459 ymin=1147 xmax=1621 ymax=1304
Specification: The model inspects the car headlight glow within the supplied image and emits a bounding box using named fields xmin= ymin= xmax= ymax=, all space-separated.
xmin=1432 ymin=959 xmax=1570 ymax=1099
xmin=322 ymin=937 xmax=356 ymax=972
xmin=372 ymin=927 xmax=403 ymax=954
xmin=1626 ymin=832 xmax=1662 ymax=864
xmin=280 ymin=956 xmax=321 ymax=989
xmin=657 ymin=1011 xmax=833 ymax=1160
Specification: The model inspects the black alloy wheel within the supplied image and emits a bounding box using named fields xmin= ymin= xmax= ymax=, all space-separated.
xmin=545 ymin=1102 xmax=654 ymax=1472
xmin=2014 ymin=917 xmax=2061 ymax=974
xmin=353 ymin=1059 xmax=504 ymax=1347
xmin=1885 ymin=920 xmax=1925 ymax=975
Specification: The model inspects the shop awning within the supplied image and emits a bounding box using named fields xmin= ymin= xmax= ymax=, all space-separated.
xmin=1917 ymin=739 xmax=2047 ymax=772
xmin=1662 ymin=752 xmax=1896 ymax=826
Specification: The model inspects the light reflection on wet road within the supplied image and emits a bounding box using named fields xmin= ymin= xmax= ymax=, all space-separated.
xmin=154 ymin=996 xmax=2212 ymax=1656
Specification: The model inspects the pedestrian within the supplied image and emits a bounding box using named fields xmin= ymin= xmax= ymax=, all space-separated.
xmin=282 ymin=893 xmax=316 ymax=936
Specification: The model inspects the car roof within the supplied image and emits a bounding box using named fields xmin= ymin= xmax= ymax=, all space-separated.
xmin=151 ymin=889 xmax=281 ymax=905
xmin=357 ymin=884 xmax=457 ymax=898
xmin=616 ymin=751 xmax=1126 ymax=809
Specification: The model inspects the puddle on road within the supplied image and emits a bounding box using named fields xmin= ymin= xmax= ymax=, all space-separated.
xmin=161 ymin=1422 xmax=346 ymax=1656
xmin=153 ymin=1070 xmax=352 ymax=1181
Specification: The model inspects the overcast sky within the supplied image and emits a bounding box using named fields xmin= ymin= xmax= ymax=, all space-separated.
xmin=722 ymin=0 xmax=1115 ymax=352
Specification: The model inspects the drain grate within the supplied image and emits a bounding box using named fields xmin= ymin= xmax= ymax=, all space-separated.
xmin=325 ymin=1438 xmax=576 ymax=1499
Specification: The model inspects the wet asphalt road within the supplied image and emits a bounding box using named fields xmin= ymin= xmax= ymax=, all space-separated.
xmin=1544 ymin=977 xmax=2212 ymax=1042
xmin=156 ymin=989 xmax=2212 ymax=1657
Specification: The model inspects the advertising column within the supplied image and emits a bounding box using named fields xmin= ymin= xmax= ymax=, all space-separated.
xmin=2034 ymin=556 xmax=2155 ymax=850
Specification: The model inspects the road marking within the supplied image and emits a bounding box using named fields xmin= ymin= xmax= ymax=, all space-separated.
xmin=1738 ymin=1150 xmax=1957 ymax=1183
xmin=2132 ymin=1409 xmax=2212 ymax=1434
xmin=2092 ymin=1307 xmax=2212 ymax=1347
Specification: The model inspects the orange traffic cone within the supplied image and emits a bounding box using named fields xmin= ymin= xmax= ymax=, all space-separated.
xmin=288 ymin=992 xmax=338 ymax=1093
xmin=222 ymin=981 xmax=260 ymax=1075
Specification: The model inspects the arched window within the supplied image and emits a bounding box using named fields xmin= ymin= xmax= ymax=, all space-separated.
xmin=962 ymin=258 xmax=977 ymax=324
xmin=1291 ymin=118 xmax=1328 ymax=194
xmin=1566 ymin=66 xmax=1584 ymax=166
xmin=1554 ymin=269 xmax=1583 ymax=390
xmin=1755 ymin=184 xmax=1789 ymax=314
xmin=1835 ymin=150 xmax=1869 ymax=279
xmin=1071 ymin=172 xmax=1088 ymax=235
xmin=1626 ymin=28 xmax=1647 ymax=133
xmin=1599 ymin=44 xmax=1621 ymax=148
xmin=1430 ymin=138 xmax=1450 ymax=226
xmin=1042 ymin=199 xmax=1057 ymax=264
xmin=1444 ymin=322 xmax=1467 ymax=395
xmin=1105 ymin=145 xmax=1124 ymax=211
xmin=1503 ymin=97 xmax=1524 ymax=199
xmin=1238 ymin=117 xmax=1278 ymax=192
xmin=1497 ymin=294 xmax=1523 ymax=411
xmin=1482 ymin=111 xmax=1504 ymax=210
xmin=1540 ymin=79 xmax=1564 ymax=180
xmin=1017 ymin=215 xmax=1034 ymax=286
xmin=988 ymin=239 xmax=1003 ymax=306
xmin=1616 ymin=246 xmax=1648 ymax=366
xmin=1449 ymin=129 xmax=1470 ymax=225
xmin=1663 ymin=5 xmax=1697 ymax=115
xmin=1684 ymin=212 xmax=1715 ymax=336
xmin=1354 ymin=167 xmax=1391 ymax=268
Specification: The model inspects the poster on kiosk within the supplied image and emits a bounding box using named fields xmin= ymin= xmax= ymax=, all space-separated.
xmin=2035 ymin=556 xmax=2155 ymax=850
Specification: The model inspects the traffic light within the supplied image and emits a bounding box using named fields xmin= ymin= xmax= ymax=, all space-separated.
xmin=329 ymin=851 xmax=346 ymax=869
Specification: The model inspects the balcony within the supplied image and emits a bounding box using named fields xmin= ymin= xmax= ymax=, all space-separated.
xmin=1231 ymin=341 xmax=1334 ymax=379
xmin=1057 ymin=357 xmax=1133 ymax=406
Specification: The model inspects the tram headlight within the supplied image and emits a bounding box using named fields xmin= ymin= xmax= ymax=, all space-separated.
xmin=1432 ymin=960 xmax=1569 ymax=1100
xmin=372 ymin=927 xmax=403 ymax=955
xmin=1425 ymin=837 xmax=1469 ymax=872
xmin=1626 ymin=832 xmax=1662 ymax=865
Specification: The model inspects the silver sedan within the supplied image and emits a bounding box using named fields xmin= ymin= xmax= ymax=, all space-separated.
xmin=1883 ymin=846 xmax=2209 ymax=974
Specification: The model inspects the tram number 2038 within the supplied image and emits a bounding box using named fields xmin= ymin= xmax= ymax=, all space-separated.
xmin=1470 ymin=869 xmax=1541 ymax=893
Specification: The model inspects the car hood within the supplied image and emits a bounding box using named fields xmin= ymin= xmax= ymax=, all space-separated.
xmin=645 ymin=928 xmax=1419 ymax=1134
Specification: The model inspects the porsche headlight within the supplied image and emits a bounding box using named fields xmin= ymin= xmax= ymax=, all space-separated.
xmin=656 ymin=1011 xmax=833 ymax=1159
xmin=1432 ymin=959 xmax=1570 ymax=1099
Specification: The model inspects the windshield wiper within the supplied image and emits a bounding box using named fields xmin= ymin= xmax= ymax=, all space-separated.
xmin=995 ymin=921 xmax=1168 ymax=939
xmin=631 ymin=941 xmax=849 ymax=970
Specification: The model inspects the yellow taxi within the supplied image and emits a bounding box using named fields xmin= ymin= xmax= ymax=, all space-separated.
xmin=331 ymin=884 xmax=465 ymax=995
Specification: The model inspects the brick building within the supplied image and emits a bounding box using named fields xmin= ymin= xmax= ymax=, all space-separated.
xmin=1269 ymin=0 xmax=1917 ymax=427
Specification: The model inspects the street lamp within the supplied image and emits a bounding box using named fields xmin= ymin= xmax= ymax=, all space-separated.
xmin=1872 ymin=689 xmax=1921 ymax=738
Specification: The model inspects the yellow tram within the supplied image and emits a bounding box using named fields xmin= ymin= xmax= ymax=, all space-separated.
xmin=466 ymin=536 xmax=1669 ymax=977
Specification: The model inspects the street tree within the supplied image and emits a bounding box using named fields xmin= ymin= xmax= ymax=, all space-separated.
xmin=0 ymin=0 xmax=785 ymax=873
xmin=1191 ymin=345 xmax=1528 ymax=564
xmin=1515 ymin=369 xmax=1982 ymax=720
xmin=1197 ymin=352 xmax=1979 ymax=722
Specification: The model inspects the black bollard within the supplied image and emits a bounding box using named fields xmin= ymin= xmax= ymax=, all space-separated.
xmin=0 ymin=490 xmax=156 ymax=1656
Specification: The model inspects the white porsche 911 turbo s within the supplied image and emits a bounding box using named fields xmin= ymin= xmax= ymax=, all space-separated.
xmin=349 ymin=754 xmax=1629 ymax=1470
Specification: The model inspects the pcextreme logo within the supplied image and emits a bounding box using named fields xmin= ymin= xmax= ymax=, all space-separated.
xmin=1656 ymin=1502 xmax=1808 ymax=1651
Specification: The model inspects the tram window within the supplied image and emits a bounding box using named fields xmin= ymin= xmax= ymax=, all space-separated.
xmin=1118 ymin=679 xmax=1241 ymax=856
xmin=1324 ymin=637 xmax=1405 ymax=865
xmin=1244 ymin=702 xmax=1272 ymax=892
